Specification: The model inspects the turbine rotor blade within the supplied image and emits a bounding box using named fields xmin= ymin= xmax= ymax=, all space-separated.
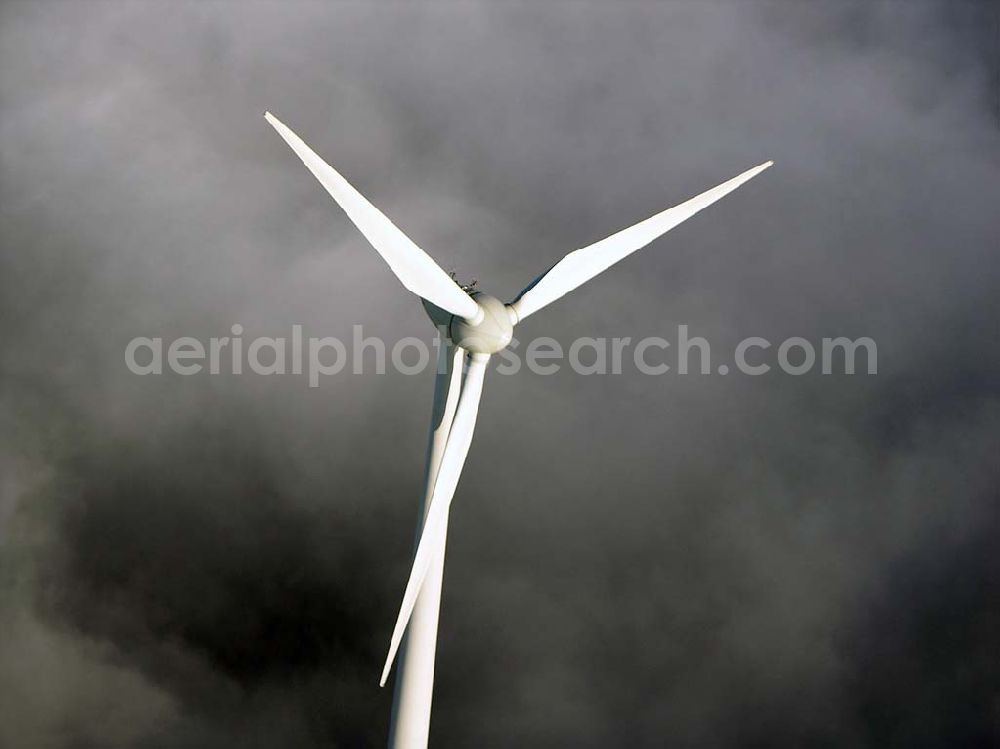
xmin=508 ymin=161 xmax=773 ymax=321
xmin=381 ymin=352 xmax=490 ymax=686
xmin=264 ymin=112 xmax=480 ymax=321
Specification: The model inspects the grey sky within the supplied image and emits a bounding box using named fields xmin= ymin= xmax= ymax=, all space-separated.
xmin=1 ymin=1 xmax=998 ymax=747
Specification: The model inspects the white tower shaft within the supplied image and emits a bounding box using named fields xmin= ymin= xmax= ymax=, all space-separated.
xmin=388 ymin=342 xmax=464 ymax=749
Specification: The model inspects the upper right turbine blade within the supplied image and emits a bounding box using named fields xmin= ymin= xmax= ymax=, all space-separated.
xmin=508 ymin=161 xmax=773 ymax=322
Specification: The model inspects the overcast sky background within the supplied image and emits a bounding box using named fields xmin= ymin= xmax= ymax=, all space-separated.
xmin=1 ymin=1 xmax=998 ymax=747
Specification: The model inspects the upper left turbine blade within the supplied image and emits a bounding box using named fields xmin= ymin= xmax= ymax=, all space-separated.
xmin=264 ymin=112 xmax=480 ymax=321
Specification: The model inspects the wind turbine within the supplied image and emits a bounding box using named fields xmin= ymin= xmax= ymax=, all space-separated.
xmin=264 ymin=111 xmax=771 ymax=749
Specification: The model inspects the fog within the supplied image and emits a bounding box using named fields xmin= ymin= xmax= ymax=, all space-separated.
xmin=1 ymin=1 xmax=998 ymax=746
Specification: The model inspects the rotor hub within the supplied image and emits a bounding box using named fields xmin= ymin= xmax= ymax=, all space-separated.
xmin=448 ymin=292 xmax=515 ymax=354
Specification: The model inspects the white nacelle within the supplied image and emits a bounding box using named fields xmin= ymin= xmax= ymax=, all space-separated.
xmin=447 ymin=292 xmax=515 ymax=354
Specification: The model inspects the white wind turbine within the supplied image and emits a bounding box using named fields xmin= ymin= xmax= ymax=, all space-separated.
xmin=264 ymin=111 xmax=771 ymax=749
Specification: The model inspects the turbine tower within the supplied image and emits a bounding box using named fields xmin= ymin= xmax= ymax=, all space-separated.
xmin=265 ymin=111 xmax=771 ymax=749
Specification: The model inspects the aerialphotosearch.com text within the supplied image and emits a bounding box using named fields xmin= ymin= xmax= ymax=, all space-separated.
xmin=125 ymin=325 xmax=877 ymax=387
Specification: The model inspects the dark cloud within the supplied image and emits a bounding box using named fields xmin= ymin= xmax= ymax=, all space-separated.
xmin=1 ymin=1 xmax=998 ymax=747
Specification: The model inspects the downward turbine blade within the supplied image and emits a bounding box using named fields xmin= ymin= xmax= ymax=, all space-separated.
xmin=509 ymin=161 xmax=773 ymax=321
xmin=381 ymin=353 xmax=490 ymax=687
xmin=264 ymin=112 xmax=480 ymax=321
